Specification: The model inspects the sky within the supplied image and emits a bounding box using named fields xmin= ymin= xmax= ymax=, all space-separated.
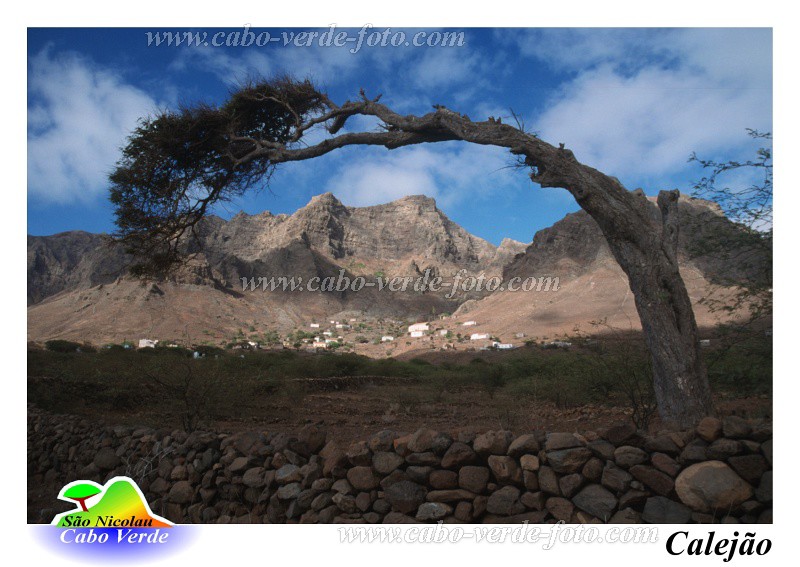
xmin=26 ymin=27 xmax=772 ymax=245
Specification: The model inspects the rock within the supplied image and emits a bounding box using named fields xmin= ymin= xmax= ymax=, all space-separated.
xmin=429 ymin=470 xmax=459 ymax=489
xmin=755 ymin=471 xmax=772 ymax=504
xmin=368 ymin=430 xmax=397 ymax=452
xmin=558 ymin=474 xmax=583 ymax=498
xmin=373 ymin=499 xmax=391 ymax=514
xmin=523 ymin=470 xmax=539 ymax=491
xmin=416 ymin=502 xmax=452 ymax=521
xmin=347 ymin=466 xmax=380 ymax=491
xmin=392 ymin=433 xmax=413 ymax=457
xmin=614 ymin=446 xmax=649 ymax=468
xmin=168 ymin=481 xmax=194 ymax=504
xmin=380 ymin=470 xmax=409 ymax=489
xmin=486 ymin=486 xmax=525 ymax=516
xmin=538 ymin=466 xmax=560 ymax=495
xmin=604 ymin=422 xmax=637 ymax=446
xmin=372 ymin=451 xmax=405 ymax=475
xmin=696 ymin=417 xmax=723 ymax=442
xmin=619 ymin=489 xmax=648 ymax=510
xmin=651 ymin=452 xmax=681 ymax=477
xmin=430 ymin=432 xmax=454 ymax=456
xmin=383 ymin=512 xmax=420 ymax=524
xmin=454 ymin=501 xmax=472 ymax=521
xmin=587 ymin=439 xmax=616 ymax=461
xmin=473 ymin=430 xmax=513 ymax=456
xmin=521 ymin=491 xmax=546 ymax=511
xmin=722 ymin=416 xmax=752 ymax=439
xmin=149 ymin=477 xmax=170 ymax=494
xmin=93 ymin=447 xmax=120 ymax=470
xmin=407 ymin=428 xmax=439 ymax=453
xmin=242 ymin=467 xmax=265 ymax=488
xmin=346 ymin=441 xmax=372 ymax=466
xmin=276 ymin=482 xmax=302 ymax=501
xmin=332 ymin=479 xmax=355 ymax=494
xmin=319 ymin=442 xmax=348 ymax=477
xmin=680 ymin=439 xmax=708 ymax=464
xmin=406 ymin=452 xmax=441 ymax=466
xmin=728 ymin=454 xmax=768 ymax=484
xmin=275 ymin=464 xmax=302 ymax=484
xmin=520 ymin=454 xmax=540 ymax=471
xmin=331 ymin=493 xmax=357 ymax=513
xmin=545 ymin=497 xmax=574 ymax=522
xmin=761 ymin=439 xmax=773 ymax=466
xmin=545 ymin=432 xmax=582 ymax=451
xmin=384 ymin=481 xmax=427 ymax=514
xmin=487 ymin=455 xmax=522 ymax=484
xmin=508 ymin=434 xmax=540 ymax=457
xmin=572 ymin=484 xmax=617 ymax=522
xmin=459 ymin=466 xmax=490 ymax=494
xmin=406 ymin=466 xmax=433 ymax=484
xmin=441 ymin=442 xmax=477 ymax=469
xmin=427 ymin=489 xmax=477 ymax=503
xmin=229 ymin=456 xmax=251 ymax=473
xmin=582 ymin=457 xmax=604 ymax=482
xmin=642 ymin=496 xmax=691 ymax=524
xmin=629 ymin=465 xmax=674 ymax=496
xmin=547 ymin=447 xmax=591 ymax=474
xmin=675 ymin=461 xmax=754 ymax=512
xmin=296 ymin=424 xmax=327 ymax=456
xmin=355 ymin=492 xmax=373 ymax=512
xmin=311 ymin=492 xmax=334 ymax=511
xmin=610 ymin=508 xmax=641 ymax=523
xmin=644 ymin=435 xmax=680 ymax=455
xmin=707 ymin=438 xmax=741 ymax=460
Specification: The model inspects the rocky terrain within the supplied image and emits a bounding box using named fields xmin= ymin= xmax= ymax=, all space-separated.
xmin=29 ymin=406 xmax=772 ymax=524
xmin=27 ymin=191 xmax=765 ymax=347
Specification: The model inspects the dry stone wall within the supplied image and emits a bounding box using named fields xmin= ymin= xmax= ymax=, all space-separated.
xmin=28 ymin=407 xmax=772 ymax=524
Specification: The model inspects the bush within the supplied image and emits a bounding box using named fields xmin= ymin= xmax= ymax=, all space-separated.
xmin=45 ymin=340 xmax=82 ymax=353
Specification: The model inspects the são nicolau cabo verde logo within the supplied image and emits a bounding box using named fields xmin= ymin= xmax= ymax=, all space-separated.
xmin=42 ymin=476 xmax=192 ymax=559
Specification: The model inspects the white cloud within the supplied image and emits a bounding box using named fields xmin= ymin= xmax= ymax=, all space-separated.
xmin=28 ymin=49 xmax=160 ymax=203
xmin=523 ymin=29 xmax=772 ymax=185
xmin=324 ymin=143 xmax=519 ymax=207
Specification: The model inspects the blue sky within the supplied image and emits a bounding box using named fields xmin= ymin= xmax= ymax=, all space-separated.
xmin=27 ymin=27 xmax=772 ymax=245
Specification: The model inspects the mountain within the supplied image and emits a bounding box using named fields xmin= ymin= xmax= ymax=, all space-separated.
xmin=27 ymin=194 xmax=524 ymax=344
xmin=27 ymin=191 xmax=766 ymax=347
xmin=450 ymin=193 xmax=769 ymax=341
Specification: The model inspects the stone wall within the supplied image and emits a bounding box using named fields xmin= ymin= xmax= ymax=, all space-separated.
xmin=28 ymin=406 xmax=772 ymax=524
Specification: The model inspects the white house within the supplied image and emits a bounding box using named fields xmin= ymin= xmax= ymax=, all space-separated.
xmin=381 ymin=336 xmax=395 ymax=342
xmin=138 ymin=339 xmax=158 ymax=348
xmin=493 ymin=342 xmax=514 ymax=350
xmin=439 ymin=329 xmax=449 ymax=336
xmin=410 ymin=331 xmax=425 ymax=338
xmin=470 ymin=333 xmax=490 ymax=340
xmin=312 ymin=341 xmax=329 ymax=349
xmin=323 ymin=331 xmax=333 ymax=336
xmin=462 ymin=321 xmax=477 ymax=327
xmin=408 ymin=322 xmax=430 ymax=334
xmin=309 ymin=323 xmax=320 ymax=328
xmin=335 ymin=323 xmax=350 ymax=329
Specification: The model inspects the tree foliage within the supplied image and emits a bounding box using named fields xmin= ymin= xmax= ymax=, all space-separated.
xmin=689 ymin=130 xmax=773 ymax=325
xmin=110 ymin=77 xmax=327 ymax=275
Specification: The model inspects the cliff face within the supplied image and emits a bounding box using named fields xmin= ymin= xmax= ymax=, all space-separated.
xmin=27 ymin=191 xmax=767 ymax=344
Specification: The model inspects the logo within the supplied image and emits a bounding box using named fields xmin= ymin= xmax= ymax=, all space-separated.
xmin=40 ymin=476 xmax=192 ymax=559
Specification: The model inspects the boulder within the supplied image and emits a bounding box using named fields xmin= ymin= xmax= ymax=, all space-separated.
xmin=572 ymin=484 xmax=617 ymax=521
xmin=675 ymin=461 xmax=754 ymax=512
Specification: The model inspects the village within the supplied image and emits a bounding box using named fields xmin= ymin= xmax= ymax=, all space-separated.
xmin=128 ymin=315 xmax=572 ymax=359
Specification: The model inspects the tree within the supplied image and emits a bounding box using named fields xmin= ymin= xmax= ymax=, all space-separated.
xmin=62 ymin=482 xmax=102 ymax=512
xmin=110 ymin=77 xmax=712 ymax=427
xmin=688 ymin=130 xmax=772 ymax=327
